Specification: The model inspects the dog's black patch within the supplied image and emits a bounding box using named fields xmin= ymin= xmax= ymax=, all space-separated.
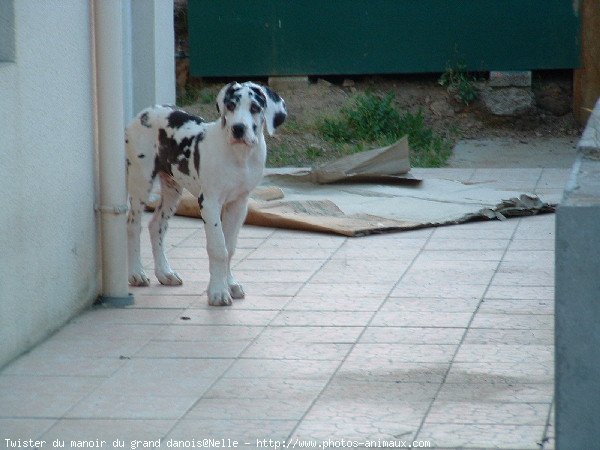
xmin=167 ymin=110 xmax=204 ymax=129
xmin=198 ymin=193 xmax=204 ymax=210
xmin=126 ymin=158 xmax=131 ymax=167
xmin=273 ymin=112 xmax=287 ymax=129
xmin=140 ymin=112 xmax=151 ymax=128
xmin=264 ymin=86 xmax=282 ymax=103
xmin=138 ymin=153 xmax=145 ymax=158
xmin=249 ymin=86 xmax=267 ymax=108
xmin=223 ymin=83 xmax=242 ymax=110
xmin=193 ymin=136 xmax=201 ymax=175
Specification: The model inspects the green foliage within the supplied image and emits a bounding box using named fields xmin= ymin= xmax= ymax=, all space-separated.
xmin=316 ymin=92 xmax=453 ymax=167
xmin=439 ymin=62 xmax=478 ymax=105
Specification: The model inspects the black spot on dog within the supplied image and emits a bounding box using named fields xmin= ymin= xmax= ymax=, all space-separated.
xmin=198 ymin=193 xmax=204 ymax=210
xmin=193 ymin=138 xmax=201 ymax=175
xmin=138 ymin=153 xmax=145 ymax=158
xmin=273 ymin=112 xmax=287 ymax=129
xmin=264 ymin=86 xmax=282 ymax=103
xmin=253 ymin=124 xmax=257 ymax=133
xmin=223 ymin=83 xmax=241 ymax=109
xmin=183 ymin=149 xmax=191 ymax=159
xmin=126 ymin=158 xmax=131 ymax=167
xmin=167 ymin=110 xmax=204 ymax=129
xmin=140 ymin=112 xmax=151 ymax=128
xmin=249 ymin=86 xmax=267 ymax=108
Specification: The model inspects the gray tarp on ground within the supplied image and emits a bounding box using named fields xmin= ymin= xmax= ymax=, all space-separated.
xmin=153 ymin=137 xmax=554 ymax=236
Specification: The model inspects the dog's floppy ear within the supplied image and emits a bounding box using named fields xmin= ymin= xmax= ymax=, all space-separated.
xmin=215 ymin=81 xmax=240 ymax=116
xmin=249 ymin=83 xmax=287 ymax=136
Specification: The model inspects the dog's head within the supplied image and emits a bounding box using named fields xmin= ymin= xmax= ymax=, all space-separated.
xmin=216 ymin=81 xmax=287 ymax=147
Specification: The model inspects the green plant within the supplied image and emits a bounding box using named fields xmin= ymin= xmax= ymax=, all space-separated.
xmin=315 ymin=92 xmax=453 ymax=167
xmin=439 ymin=62 xmax=478 ymax=105
xmin=177 ymin=86 xmax=216 ymax=107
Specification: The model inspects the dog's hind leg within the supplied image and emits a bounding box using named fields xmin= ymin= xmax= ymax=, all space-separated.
xmin=149 ymin=173 xmax=183 ymax=285
xmin=127 ymin=162 xmax=153 ymax=286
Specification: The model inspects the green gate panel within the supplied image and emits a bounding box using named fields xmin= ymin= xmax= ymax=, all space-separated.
xmin=189 ymin=0 xmax=580 ymax=77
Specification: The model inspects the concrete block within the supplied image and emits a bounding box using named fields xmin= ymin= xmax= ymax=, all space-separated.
xmin=480 ymin=86 xmax=534 ymax=116
xmin=268 ymin=76 xmax=309 ymax=90
xmin=489 ymin=71 xmax=532 ymax=87
xmin=555 ymin=97 xmax=600 ymax=449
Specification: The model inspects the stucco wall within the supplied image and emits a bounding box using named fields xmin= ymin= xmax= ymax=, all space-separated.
xmin=0 ymin=1 xmax=98 ymax=367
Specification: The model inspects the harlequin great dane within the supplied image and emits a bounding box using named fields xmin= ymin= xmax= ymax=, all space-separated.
xmin=125 ymin=82 xmax=287 ymax=306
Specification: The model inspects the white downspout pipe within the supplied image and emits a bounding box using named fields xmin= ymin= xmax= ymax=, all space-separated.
xmin=91 ymin=0 xmax=132 ymax=306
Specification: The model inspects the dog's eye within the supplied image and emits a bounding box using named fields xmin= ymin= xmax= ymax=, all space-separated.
xmin=250 ymin=103 xmax=261 ymax=114
xmin=226 ymin=102 xmax=236 ymax=112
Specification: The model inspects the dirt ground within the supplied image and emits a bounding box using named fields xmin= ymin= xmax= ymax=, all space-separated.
xmin=182 ymin=70 xmax=581 ymax=167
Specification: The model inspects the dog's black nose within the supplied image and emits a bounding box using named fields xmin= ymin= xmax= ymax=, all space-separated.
xmin=231 ymin=124 xmax=246 ymax=139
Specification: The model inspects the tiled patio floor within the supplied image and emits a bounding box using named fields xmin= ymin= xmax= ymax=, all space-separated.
xmin=0 ymin=168 xmax=564 ymax=449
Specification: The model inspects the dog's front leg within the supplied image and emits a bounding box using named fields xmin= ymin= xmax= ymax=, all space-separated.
xmin=222 ymin=196 xmax=249 ymax=299
xmin=202 ymin=200 xmax=232 ymax=306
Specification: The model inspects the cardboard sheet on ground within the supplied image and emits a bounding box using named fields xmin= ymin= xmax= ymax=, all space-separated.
xmin=149 ymin=137 xmax=554 ymax=236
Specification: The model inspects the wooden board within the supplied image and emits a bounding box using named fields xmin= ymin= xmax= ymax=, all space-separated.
xmin=574 ymin=0 xmax=600 ymax=125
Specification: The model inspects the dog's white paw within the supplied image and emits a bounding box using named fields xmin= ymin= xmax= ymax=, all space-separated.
xmin=129 ymin=271 xmax=150 ymax=287
xmin=156 ymin=270 xmax=183 ymax=286
xmin=208 ymin=283 xmax=233 ymax=306
xmin=229 ymin=282 xmax=245 ymax=299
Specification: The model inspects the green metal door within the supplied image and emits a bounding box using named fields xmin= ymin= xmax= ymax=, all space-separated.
xmin=188 ymin=0 xmax=580 ymax=77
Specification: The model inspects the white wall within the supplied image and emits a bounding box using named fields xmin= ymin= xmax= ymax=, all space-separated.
xmin=0 ymin=1 xmax=98 ymax=367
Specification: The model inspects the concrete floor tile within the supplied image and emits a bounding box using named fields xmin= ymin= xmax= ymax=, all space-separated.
xmin=66 ymin=393 xmax=198 ymax=420
xmin=126 ymin=294 xmax=195 ymax=309
xmin=260 ymin=237 xmax=345 ymax=249
xmin=2 ymin=350 xmax=125 ymax=377
xmin=348 ymin=344 xmax=457 ymax=363
xmin=336 ymin=358 xmax=449 ymax=383
xmin=359 ymin=327 xmax=464 ymax=344
xmin=370 ymin=310 xmax=473 ymax=328
xmin=248 ymin=247 xmax=333 ymax=260
xmin=446 ymin=362 xmax=553 ymax=384
xmin=436 ymin=382 xmax=553 ymax=403
xmin=166 ymin=418 xmax=296 ymax=443
xmin=455 ymin=344 xmax=553 ymax=364
xmin=333 ymin=244 xmax=423 ymax=260
xmin=485 ymin=285 xmax=554 ymax=299
xmin=0 ymin=375 xmax=102 ymax=418
xmin=297 ymin=282 xmax=393 ymax=298
xmin=284 ymin=296 xmax=385 ymax=311
xmin=174 ymin=309 xmax=278 ymax=326
xmin=416 ymin=423 xmax=545 ymax=449
xmin=234 ymin=258 xmax=324 ymax=272
xmin=471 ymin=313 xmax=553 ymax=330
xmin=426 ymin=401 xmax=550 ymax=425
xmin=509 ymin=239 xmax=555 ymax=251
xmin=187 ymin=295 xmax=292 ymax=310
xmin=135 ymin=340 xmax=249 ymax=358
xmin=234 ymin=270 xmax=315 ymax=283
xmin=241 ymin=341 xmax=352 ymax=360
xmin=0 ymin=419 xmax=56 ymax=440
xmin=463 ymin=328 xmax=553 ymax=345
xmin=236 ymin=281 xmax=303 ymax=297
xmin=477 ymin=299 xmax=553 ymax=315
xmin=382 ymin=297 xmax=480 ymax=313
xmin=72 ymin=307 xmax=184 ymax=325
xmin=204 ymin=377 xmax=326 ymax=401
xmin=224 ymin=359 xmax=340 ymax=380
xmin=298 ymin=400 xmax=429 ymax=439
xmin=416 ymin=249 xmax=505 ymax=261
xmin=40 ymin=419 xmax=174 ymax=444
xmin=431 ymin=226 xmax=515 ymax=240
xmin=270 ymin=310 xmax=373 ymax=327
xmin=155 ymin=324 xmax=263 ymax=342
xmin=391 ymin=282 xmax=488 ymax=299
xmin=492 ymin=271 xmax=554 ymax=287
xmin=321 ymin=379 xmax=439 ymax=403
xmin=424 ymin=238 xmax=510 ymax=251
xmin=257 ymin=326 xmax=364 ymax=343
xmin=186 ymin=397 xmax=311 ymax=420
